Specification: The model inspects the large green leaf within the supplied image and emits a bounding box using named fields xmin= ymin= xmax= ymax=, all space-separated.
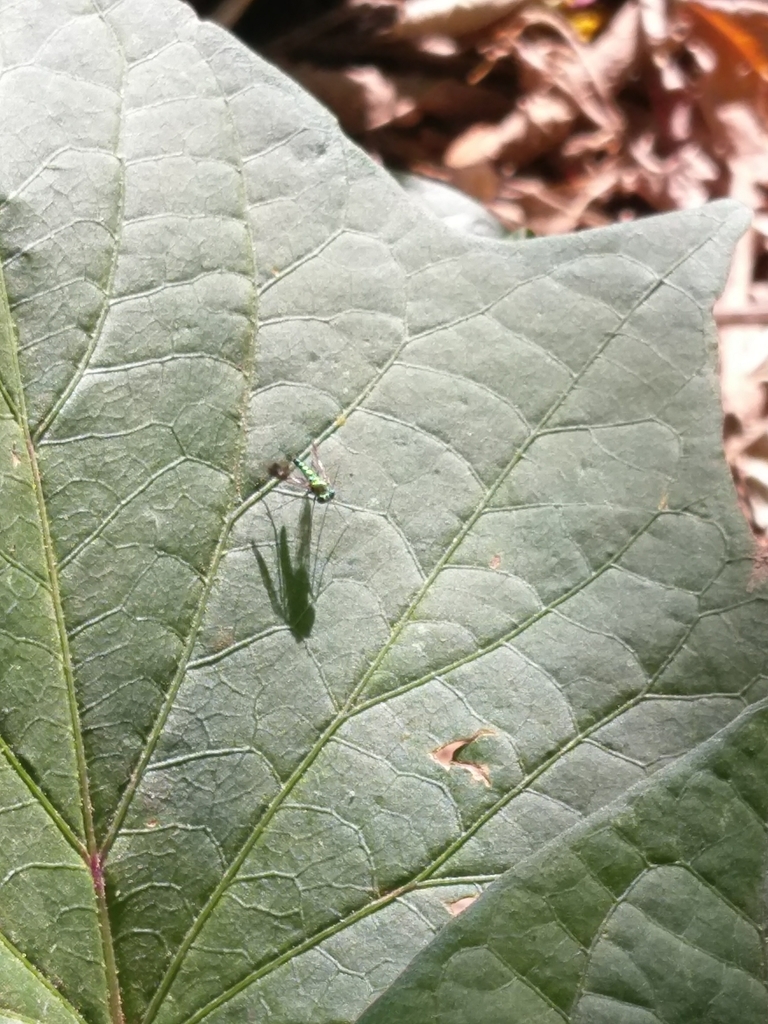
xmin=359 ymin=705 xmax=768 ymax=1024
xmin=0 ymin=1 xmax=760 ymax=1023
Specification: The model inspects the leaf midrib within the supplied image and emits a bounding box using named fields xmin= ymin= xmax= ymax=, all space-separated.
xmin=0 ymin=259 xmax=123 ymax=1018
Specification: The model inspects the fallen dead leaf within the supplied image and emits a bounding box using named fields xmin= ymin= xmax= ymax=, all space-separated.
xmin=395 ymin=0 xmax=526 ymax=40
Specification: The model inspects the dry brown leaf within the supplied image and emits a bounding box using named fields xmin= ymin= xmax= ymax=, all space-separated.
xmin=498 ymin=161 xmax=620 ymax=234
xmin=686 ymin=0 xmax=768 ymax=80
xmin=512 ymin=28 xmax=624 ymax=143
xmin=412 ymin=32 xmax=463 ymax=54
xmin=449 ymin=160 xmax=501 ymax=200
xmin=289 ymin=64 xmax=416 ymax=133
xmin=404 ymin=76 xmax=512 ymax=121
xmin=628 ymin=134 xmax=719 ymax=208
xmin=395 ymin=0 xmax=526 ymax=39
xmin=460 ymin=3 xmax=637 ymax=176
xmin=639 ymin=0 xmax=670 ymax=48
xmin=588 ymin=0 xmax=642 ymax=90
xmin=445 ymin=92 xmax=574 ymax=168
xmin=374 ymin=125 xmax=454 ymax=168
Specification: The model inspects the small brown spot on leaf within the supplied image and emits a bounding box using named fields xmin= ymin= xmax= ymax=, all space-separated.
xmin=431 ymin=728 xmax=494 ymax=786
xmin=10 ymin=445 xmax=20 ymax=469
xmin=447 ymin=894 xmax=479 ymax=916
xmin=268 ymin=461 xmax=292 ymax=481
xmin=658 ymin=491 xmax=668 ymax=511
xmin=489 ymin=553 xmax=501 ymax=569
xmin=212 ymin=627 xmax=235 ymax=653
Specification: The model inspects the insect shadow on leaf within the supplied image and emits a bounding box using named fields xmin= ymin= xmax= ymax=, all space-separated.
xmin=254 ymin=444 xmax=348 ymax=640
xmin=251 ymin=500 xmax=316 ymax=641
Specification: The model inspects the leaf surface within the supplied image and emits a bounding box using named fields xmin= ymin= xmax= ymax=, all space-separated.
xmin=0 ymin=2 xmax=761 ymax=1023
